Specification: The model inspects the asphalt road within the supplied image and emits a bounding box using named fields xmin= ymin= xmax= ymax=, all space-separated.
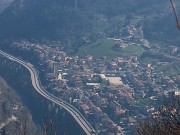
xmin=0 ymin=50 xmax=97 ymax=135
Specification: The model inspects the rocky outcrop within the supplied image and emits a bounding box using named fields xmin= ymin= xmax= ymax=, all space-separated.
xmin=0 ymin=77 xmax=37 ymax=134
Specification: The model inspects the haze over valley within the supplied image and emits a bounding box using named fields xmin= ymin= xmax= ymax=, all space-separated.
xmin=0 ymin=0 xmax=180 ymax=135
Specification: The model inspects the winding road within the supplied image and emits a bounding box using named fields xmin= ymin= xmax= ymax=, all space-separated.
xmin=0 ymin=50 xmax=97 ymax=135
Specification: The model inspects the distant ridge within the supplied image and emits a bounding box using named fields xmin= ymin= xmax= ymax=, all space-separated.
xmin=0 ymin=0 xmax=179 ymax=45
xmin=0 ymin=0 xmax=14 ymax=13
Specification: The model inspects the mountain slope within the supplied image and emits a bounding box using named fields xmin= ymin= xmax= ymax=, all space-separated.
xmin=0 ymin=76 xmax=36 ymax=134
xmin=0 ymin=0 xmax=14 ymax=13
xmin=0 ymin=0 xmax=178 ymax=45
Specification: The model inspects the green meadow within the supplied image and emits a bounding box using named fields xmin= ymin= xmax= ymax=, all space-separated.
xmin=77 ymin=39 xmax=143 ymax=58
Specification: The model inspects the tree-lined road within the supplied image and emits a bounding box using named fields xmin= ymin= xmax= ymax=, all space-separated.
xmin=0 ymin=50 xmax=97 ymax=135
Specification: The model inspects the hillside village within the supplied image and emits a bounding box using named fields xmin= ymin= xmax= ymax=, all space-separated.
xmin=11 ymin=25 xmax=180 ymax=135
